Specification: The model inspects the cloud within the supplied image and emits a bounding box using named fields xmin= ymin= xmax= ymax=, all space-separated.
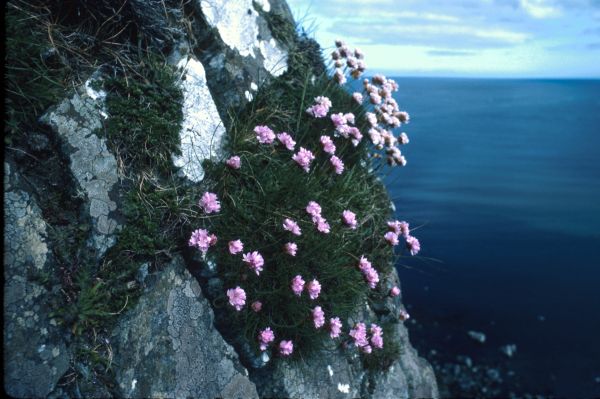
xmin=519 ymin=0 xmax=562 ymax=18
xmin=427 ymin=49 xmax=477 ymax=56
xmin=327 ymin=22 xmax=529 ymax=49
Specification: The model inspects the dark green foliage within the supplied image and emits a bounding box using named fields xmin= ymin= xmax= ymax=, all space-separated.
xmin=197 ymin=72 xmax=394 ymax=358
xmin=103 ymin=59 xmax=184 ymax=175
xmin=5 ymin=2 xmax=71 ymax=144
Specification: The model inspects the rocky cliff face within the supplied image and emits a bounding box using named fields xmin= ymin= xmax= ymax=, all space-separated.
xmin=4 ymin=0 xmax=438 ymax=397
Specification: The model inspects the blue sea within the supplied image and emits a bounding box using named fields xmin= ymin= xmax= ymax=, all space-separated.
xmin=385 ymin=78 xmax=600 ymax=396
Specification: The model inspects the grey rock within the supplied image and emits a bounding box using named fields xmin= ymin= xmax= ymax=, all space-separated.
xmin=111 ymin=256 xmax=257 ymax=398
xmin=4 ymin=169 xmax=70 ymax=398
xmin=468 ymin=330 xmax=487 ymax=344
xmin=40 ymin=81 xmax=120 ymax=257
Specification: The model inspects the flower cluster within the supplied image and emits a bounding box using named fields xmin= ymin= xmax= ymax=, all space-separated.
xmin=330 ymin=112 xmax=363 ymax=147
xmin=358 ymin=256 xmax=379 ymax=289
xmin=306 ymin=96 xmax=332 ymax=118
xmin=292 ymin=147 xmax=316 ymax=172
xmin=199 ymin=192 xmax=221 ymax=214
xmin=386 ymin=220 xmax=421 ymax=256
xmin=189 ymin=228 xmax=217 ymax=254
xmin=331 ymin=39 xmax=366 ymax=81
xmin=349 ymin=322 xmax=384 ymax=353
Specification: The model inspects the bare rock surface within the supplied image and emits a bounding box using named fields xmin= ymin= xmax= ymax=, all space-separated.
xmin=4 ymin=165 xmax=70 ymax=398
xmin=111 ymin=256 xmax=258 ymax=398
xmin=40 ymin=84 xmax=119 ymax=257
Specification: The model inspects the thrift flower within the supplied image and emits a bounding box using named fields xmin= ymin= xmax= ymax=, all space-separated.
xmin=306 ymin=201 xmax=322 ymax=217
xmin=399 ymin=132 xmax=410 ymax=145
xmin=227 ymin=287 xmax=246 ymax=311
xmin=366 ymin=112 xmax=378 ymax=127
xmin=258 ymin=327 xmax=275 ymax=351
xmin=292 ymin=147 xmax=315 ymax=172
xmin=344 ymin=113 xmax=355 ymax=124
xmin=291 ymin=275 xmax=305 ymax=296
xmin=342 ymin=210 xmax=357 ymax=229
xmin=349 ymin=322 xmax=369 ymax=348
xmin=306 ymin=96 xmax=332 ymax=118
xmin=252 ymin=301 xmax=263 ymax=312
xmin=243 ymin=251 xmax=265 ymax=275
xmin=254 ymin=125 xmax=275 ymax=144
xmin=330 ymin=156 xmax=345 ymax=175
xmin=388 ymin=220 xmax=409 ymax=237
xmin=370 ymin=324 xmax=383 ymax=349
xmin=284 ymin=242 xmax=298 ymax=256
xmin=277 ymin=132 xmax=296 ymax=151
xmin=279 ymin=340 xmax=294 ymax=356
xmin=283 ymin=218 xmax=302 ymax=236
xmin=361 ymin=345 xmax=372 ymax=354
xmin=334 ymin=69 xmax=346 ymax=85
xmin=189 ymin=228 xmax=215 ymax=254
xmin=364 ymin=267 xmax=379 ymax=289
xmin=358 ymin=256 xmax=372 ymax=272
xmin=384 ymin=231 xmax=399 ymax=246
xmin=312 ymin=215 xmax=331 ymax=234
xmin=226 ymin=155 xmax=241 ymax=169
xmin=320 ymin=136 xmax=336 ymax=154
xmin=406 ymin=236 xmax=421 ymax=256
xmin=399 ymin=309 xmax=410 ymax=321
xmin=331 ymin=113 xmax=345 ymax=128
xmin=307 ymin=279 xmax=321 ymax=300
xmin=330 ymin=317 xmax=342 ymax=338
xmin=390 ymin=286 xmax=401 ymax=297
xmin=352 ymin=92 xmax=363 ymax=104
xmin=312 ymin=306 xmax=325 ymax=329
xmin=228 ymin=239 xmax=244 ymax=255
xmin=199 ymin=192 xmax=221 ymax=214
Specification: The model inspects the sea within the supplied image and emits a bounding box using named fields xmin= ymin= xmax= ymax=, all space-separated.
xmin=383 ymin=78 xmax=600 ymax=396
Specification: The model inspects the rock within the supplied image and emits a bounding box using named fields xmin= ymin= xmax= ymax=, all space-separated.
xmin=500 ymin=344 xmax=517 ymax=358
xmin=468 ymin=330 xmax=487 ymax=343
xmin=4 ymin=167 xmax=70 ymax=398
xmin=172 ymin=56 xmax=226 ymax=182
xmin=111 ymin=256 xmax=257 ymax=398
xmin=40 ymin=81 xmax=120 ymax=257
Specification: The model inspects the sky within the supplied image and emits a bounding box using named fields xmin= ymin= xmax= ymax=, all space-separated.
xmin=285 ymin=0 xmax=600 ymax=77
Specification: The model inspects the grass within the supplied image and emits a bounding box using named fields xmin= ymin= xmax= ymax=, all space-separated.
xmin=195 ymin=70 xmax=396 ymax=360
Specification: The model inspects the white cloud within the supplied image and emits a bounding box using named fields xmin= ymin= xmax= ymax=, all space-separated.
xmin=520 ymin=0 xmax=562 ymax=18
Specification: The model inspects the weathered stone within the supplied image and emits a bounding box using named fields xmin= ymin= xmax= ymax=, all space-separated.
xmin=111 ymin=256 xmax=258 ymax=398
xmin=40 ymin=81 xmax=120 ymax=257
xmin=4 ymin=167 xmax=70 ymax=398
xmin=172 ymin=57 xmax=226 ymax=182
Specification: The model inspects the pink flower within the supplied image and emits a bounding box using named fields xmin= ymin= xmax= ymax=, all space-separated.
xmin=366 ymin=112 xmax=378 ymax=127
xmin=312 ymin=306 xmax=325 ymax=329
xmin=252 ymin=301 xmax=263 ymax=312
xmin=369 ymin=92 xmax=382 ymax=105
xmin=291 ymin=275 xmax=305 ymax=296
xmin=228 ymin=239 xmax=244 ymax=255
xmin=199 ymin=192 xmax=221 ymax=214
xmin=312 ymin=215 xmax=331 ymax=234
xmin=390 ymin=286 xmax=401 ymax=297
xmin=284 ymin=242 xmax=298 ymax=256
xmin=258 ymin=327 xmax=275 ymax=351
xmin=307 ymin=279 xmax=321 ymax=300
xmin=352 ymin=92 xmax=363 ymax=104
xmin=406 ymin=236 xmax=421 ymax=256
xmin=387 ymin=220 xmax=409 ymax=237
xmin=370 ymin=324 xmax=383 ymax=349
xmin=334 ymin=69 xmax=346 ymax=85
xmin=227 ymin=287 xmax=246 ymax=311
xmin=399 ymin=132 xmax=410 ymax=145
xmin=279 ymin=340 xmax=294 ymax=356
xmin=226 ymin=155 xmax=241 ymax=169
xmin=242 ymin=251 xmax=265 ymax=275
xmin=364 ymin=267 xmax=379 ymax=289
xmin=283 ymin=218 xmax=302 ymax=236
xmin=305 ymin=201 xmax=322 ymax=217
xmin=331 ymin=113 xmax=345 ymax=128
xmin=361 ymin=344 xmax=372 ymax=354
xmin=369 ymin=128 xmax=382 ymax=146
xmin=399 ymin=309 xmax=410 ymax=321
xmin=292 ymin=147 xmax=315 ymax=173
xmin=306 ymin=96 xmax=332 ymax=118
xmin=341 ymin=210 xmax=357 ymax=229
xmin=349 ymin=322 xmax=368 ymax=348
xmin=330 ymin=156 xmax=345 ymax=175
xmin=277 ymin=132 xmax=296 ymax=151
xmin=344 ymin=113 xmax=355 ymax=125
xmin=384 ymin=231 xmax=399 ymax=246
xmin=358 ymin=256 xmax=372 ymax=272
xmin=329 ymin=317 xmax=342 ymax=338
xmin=189 ymin=228 xmax=215 ymax=254
xmin=349 ymin=127 xmax=363 ymax=147
xmin=320 ymin=136 xmax=336 ymax=154
xmin=397 ymin=111 xmax=410 ymax=123
xmin=254 ymin=125 xmax=276 ymax=144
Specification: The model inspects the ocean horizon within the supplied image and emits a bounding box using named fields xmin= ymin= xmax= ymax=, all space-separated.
xmin=383 ymin=77 xmax=600 ymax=396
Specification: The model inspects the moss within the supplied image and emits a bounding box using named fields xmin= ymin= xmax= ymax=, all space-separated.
xmin=5 ymin=2 xmax=72 ymax=145
xmin=102 ymin=57 xmax=184 ymax=175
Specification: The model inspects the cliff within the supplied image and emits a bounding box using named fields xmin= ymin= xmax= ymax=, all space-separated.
xmin=4 ymin=0 xmax=438 ymax=397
